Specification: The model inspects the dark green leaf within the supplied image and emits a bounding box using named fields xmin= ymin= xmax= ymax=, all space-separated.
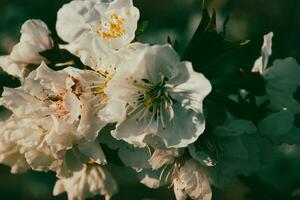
xmin=293 ymin=86 xmax=300 ymax=103
xmin=239 ymin=71 xmax=266 ymax=95
xmin=167 ymin=35 xmax=178 ymax=51
xmin=205 ymin=97 xmax=227 ymax=127
xmin=182 ymin=0 xmax=250 ymax=73
xmin=39 ymin=48 xmax=88 ymax=70
xmin=294 ymin=113 xmax=300 ymax=128
xmin=40 ymin=48 xmax=74 ymax=63
xmin=135 ymin=20 xmax=149 ymax=36
xmin=0 ymin=69 xmax=21 ymax=94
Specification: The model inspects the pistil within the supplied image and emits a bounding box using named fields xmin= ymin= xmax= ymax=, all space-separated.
xmin=127 ymin=75 xmax=176 ymax=130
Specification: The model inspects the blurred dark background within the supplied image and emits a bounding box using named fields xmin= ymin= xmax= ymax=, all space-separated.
xmin=0 ymin=0 xmax=300 ymax=199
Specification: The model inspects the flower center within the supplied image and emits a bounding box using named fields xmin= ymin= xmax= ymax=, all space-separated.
xmin=127 ymin=75 xmax=175 ymax=130
xmin=70 ymin=77 xmax=83 ymax=97
xmin=48 ymin=93 xmax=69 ymax=116
xmin=96 ymin=13 xmax=125 ymax=40
xmin=142 ymin=77 xmax=172 ymax=114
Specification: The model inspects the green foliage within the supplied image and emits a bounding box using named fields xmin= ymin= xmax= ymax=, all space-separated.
xmin=184 ymin=3 xmax=275 ymax=182
xmin=0 ymin=69 xmax=20 ymax=93
xmin=293 ymin=86 xmax=300 ymax=103
xmin=182 ymin=0 xmax=249 ymax=73
xmin=135 ymin=20 xmax=149 ymax=36
xmin=180 ymin=1 xmax=268 ymax=134
xmin=181 ymin=0 xmax=266 ymax=95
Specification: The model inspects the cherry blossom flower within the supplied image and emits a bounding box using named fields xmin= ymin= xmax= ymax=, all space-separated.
xmin=106 ymin=44 xmax=212 ymax=148
xmin=56 ymin=0 xmax=139 ymax=68
xmin=0 ymin=20 xmax=53 ymax=80
xmin=53 ymin=164 xmax=118 ymax=200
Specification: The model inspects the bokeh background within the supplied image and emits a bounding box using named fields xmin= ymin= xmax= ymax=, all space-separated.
xmin=0 ymin=0 xmax=300 ymax=199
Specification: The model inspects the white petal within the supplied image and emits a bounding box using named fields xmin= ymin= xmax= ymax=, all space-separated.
xmin=173 ymin=177 xmax=187 ymax=200
xmin=261 ymin=32 xmax=274 ymax=69
xmin=62 ymin=32 xmax=106 ymax=68
xmin=137 ymin=167 xmax=171 ymax=189
xmin=148 ymin=148 xmax=182 ymax=170
xmin=173 ymin=61 xmax=212 ymax=112
xmin=64 ymin=68 xmax=107 ymax=141
xmin=56 ymin=0 xmax=94 ymax=43
xmin=252 ymin=32 xmax=273 ymax=74
xmin=0 ymin=56 xmax=29 ymax=80
xmin=0 ymin=122 xmax=29 ymax=173
xmin=78 ymin=94 xmax=106 ymax=141
xmin=10 ymin=19 xmax=53 ymax=64
xmin=252 ymin=57 xmax=264 ymax=74
xmin=33 ymin=62 xmax=70 ymax=93
xmin=53 ymin=165 xmax=118 ymax=200
xmin=178 ymin=160 xmax=212 ymax=200
xmin=56 ymin=0 xmax=139 ymax=51
xmin=77 ymin=141 xmax=107 ymax=164
xmin=98 ymin=98 xmax=126 ymax=123
xmin=24 ymin=149 xmax=57 ymax=171
xmin=112 ymin=112 xmax=149 ymax=147
xmin=0 ymin=87 xmax=42 ymax=116
xmin=157 ymin=104 xmax=206 ymax=148
xmin=63 ymin=90 xmax=82 ymax=124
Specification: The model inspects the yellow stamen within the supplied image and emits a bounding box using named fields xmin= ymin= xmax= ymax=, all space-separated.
xmin=96 ymin=13 xmax=125 ymax=40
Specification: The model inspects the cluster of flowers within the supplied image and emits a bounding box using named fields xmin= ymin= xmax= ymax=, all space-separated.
xmin=0 ymin=0 xmax=300 ymax=200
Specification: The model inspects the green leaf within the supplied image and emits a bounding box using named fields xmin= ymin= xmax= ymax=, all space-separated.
xmin=40 ymin=48 xmax=72 ymax=63
xmin=182 ymin=0 xmax=249 ymax=73
xmin=0 ymin=69 xmax=21 ymax=94
xmin=239 ymin=71 xmax=266 ymax=95
xmin=205 ymin=97 xmax=227 ymax=126
xmin=295 ymin=113 xmax=300 ymax=128
xmin=135 ymin=20 xmax=149 ymax=36
xmin=258 ymin=111 xmax=294 ymax=138
xmin=293 ymin=86 xmax=300 ymax=103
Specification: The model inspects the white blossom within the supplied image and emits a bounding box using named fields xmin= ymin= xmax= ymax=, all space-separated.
xmin=106 ymin=44 xmax=212 ymax=148
xmin=0 ymin=114 xmax=108 ymax=177
xmin=53 ymin=164 xmax=118 ymax=200
xmin=2 ymin=1 xmax=299 ymax=199
xmin=137 ymin=158 xmax=212 ymax=200
xmin=0 ymin=120 xmax=30 ymax=174
xmin=173 ymin=160 xmax=212 ymax=200
xmin=0 ymin=115 xmax=74 ymax=173
xmin=148 ymin=148 xmax=183 ymax=170
xmin=0 ymin=62 xmax=112 ymax=175
xmin=0 ymin=20 xmax=53 ymax=80
xmin=1 ymin=62 xmax=112 ymax=141
xmin=56 ymin=0 xmax=139 ymax=68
